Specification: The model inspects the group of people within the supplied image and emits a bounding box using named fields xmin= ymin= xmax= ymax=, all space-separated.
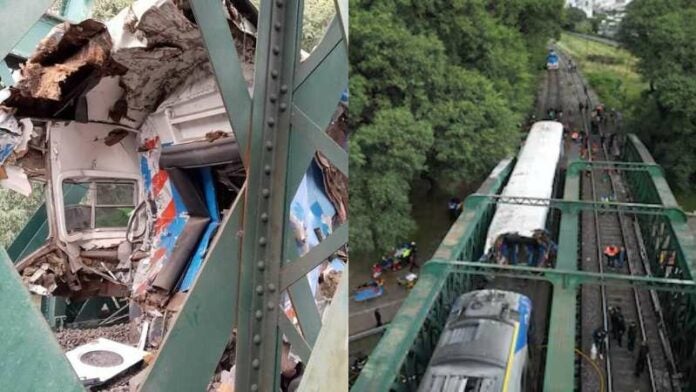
xmin=603 ymin=245 xmax=626 ymax=269
xmin=372 ymin=242 xmax=419 ymax=278
xmin=592 ymin=306 xmax=649 ymax=377
xmin=547 ymin=107 xmax=563 ymax=121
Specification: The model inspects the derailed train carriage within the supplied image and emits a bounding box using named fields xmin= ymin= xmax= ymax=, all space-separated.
xmin=418 ymin=121 xmax=563 ymax=391
xmin=418 ymin=290 xmax=532 ymax=392
xmin=483 ymin=121 xmax=564 ymax=267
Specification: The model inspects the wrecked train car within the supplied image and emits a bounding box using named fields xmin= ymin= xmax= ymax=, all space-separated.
xmin=1 ymin=0 xmax=255 ymax=306
xmin=2 ymin=0 xmax=346 ymax=330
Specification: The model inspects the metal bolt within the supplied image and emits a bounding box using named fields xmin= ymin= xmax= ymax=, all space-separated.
xmin=264 ymin=165 xmax=271 ymax=174
xmin=270 ymin=94 xmax=277 ymax=103
xmin=267 ymin=117 xmax=275 ymax=127
xmin=275 ymin=22 xmax=281 ymax=31
xmin=259 ymin=237 xmax=267 ymax=246
xmin=252 ymin=359 xmax=260 ymax=369
xmin=271 ymin=69 xmax=279 ymax=79
xmin=253 ymin=334 xmax=261 ymax=344
xmin=276 ymin=0 xmax=284 ymax=7
xmin=268 ymin=283 xmax=276 ymax=292
xmin=261 ymin=213 xmax=269 ymax=222
xmin=256 ymin=285 xmax=264 ymax=295
xmin=262 ymin=188 xmax=270 ymax=198
xmin=280 ymin=84 xmax=288 ymax=94
xmin=255 ymin=310 xmax=263 ymax=319
xmin=273 ymin=46 xmax=280 ymax=54
xmin=266 ymin=141 xmax=273 ymax=150
xmin=257 ymin=261 xmax=265 ymax=270
xmin=251 ymin=385 xmax=258 ymax=391
xmin=267 ymin=301 xmax=275 ymax=310
xmin=279 ymin=102 xmax=287 ymax=111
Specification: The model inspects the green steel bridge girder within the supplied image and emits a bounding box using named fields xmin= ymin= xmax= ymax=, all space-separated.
xmin=567 ymin=159 xmax=665 ymax=177
xmin=429 ymin=259 xmax=696 ymax=294
xmin=138 ymin=0 xmax=349 ymax=391
xmin=463 ymin=193 xmax=689 ymax=223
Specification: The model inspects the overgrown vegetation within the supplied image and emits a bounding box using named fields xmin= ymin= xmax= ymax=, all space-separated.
xmin=556 ymin=32 xmax=646 ymax=114
xmin=618 ymin=0 xmax=696 ymax=200
xmin=0 ymin=185 xmax=44 ymax=249
xmin=350 ymin=0 xmax=564 ymax=253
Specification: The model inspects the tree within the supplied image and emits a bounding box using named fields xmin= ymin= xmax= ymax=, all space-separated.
xmin=0 ymin=184 xmax=44 ymax=249
xmin=350 ymin=0 xmax=564 ymax=253
xmin=563 ymin=7 xmax=588 ymax=31
xmin=349 ymin=108 xmax=434 ymax=253
xmin=619 ymin=0 xmax=696 ymax=192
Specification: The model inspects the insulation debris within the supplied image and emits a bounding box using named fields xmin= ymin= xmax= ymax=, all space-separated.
xmin=4 ymin=19 xmax=126 ymax=119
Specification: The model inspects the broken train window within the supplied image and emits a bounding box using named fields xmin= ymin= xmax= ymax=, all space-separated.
xmin=63 ymin=180 xmax=136 ymax=233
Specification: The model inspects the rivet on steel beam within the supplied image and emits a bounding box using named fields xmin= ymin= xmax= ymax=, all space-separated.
xmin=280 ymin=84 xmax=288 ymax=94
xmin=270 ymin=94 xmax=277 ymax=103
xmin=266 ymin=141 xmax=273 ymax=150
xmin=273 ymin=46 xmax=280 ymax=55
xmin=267 ymin=301 xmax=275 ymax=310
xmin=252 ymin=359 xmax=260 ymax=369
xmin=267 ymin=117 xmax=275 ymax=127
xmin=264 ymin=165 xmax=271 ymax=174
xmin=257 ymin=261 xmax=265 ymax=270
xmin=251 ymin=385 xmax=258 ymax=391
xmin=268 ymin=283 xmax=276 ymax=292
xmin=276 ymin=0 xmax=284 ymax=7
xmin=261 ymin=213 xmax=269 ymax=222
xmin=275 ymin=22 xmax=282 ymax=31
xmin=256 ymin=285 xmax=264 ymax=295
xmin=259 ymin=237 xmax=267 ymax=246
xmin=255 ymin=310 xmax=263 ymax=319
xmin=253 ymin=334 xmax=261 ymax=344
xmin=262 ymin=188 xmax=270 ymax=198
xmin=271 ymin=69 xmax=279 ymax=79
xmin=279 ymin=102 xmax=287 ymax=111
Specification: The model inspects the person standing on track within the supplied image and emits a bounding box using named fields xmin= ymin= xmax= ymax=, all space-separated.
xmin=593 ymin=327 xmax=608 ymax=360
xmin=615 ymin=312 xmax=626 ymax=347
xmin=634 ymin=341 xmax=649 ymax=377
xmin=374 ymin=308 xmax=383 ymax=328
xmin=627 ymin=321 xmax=638 ymax=351
xmin=616 ymin=246 xmax=626 ymax=269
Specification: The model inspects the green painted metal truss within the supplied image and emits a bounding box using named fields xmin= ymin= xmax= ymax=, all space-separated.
xmin=0 ymin=0 xmax=347 ymax=390
xmin=352 ymin=135 xmax=696 ymax=391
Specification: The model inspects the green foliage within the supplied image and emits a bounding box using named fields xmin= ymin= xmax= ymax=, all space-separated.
xmin=350 ymin=0 xmax=563 ymax=252
xmin=91 ymin=0 xmax=134 ymax=20
xmin=618 ymin=0 xmax=696 ymax=193
xmin=557 ymin=32 xmax=646 ymax=115
xmin=563 ymin=7 xmax=588 ymax=31
xmin=0 ymin=184 xmax=44 ymax=249
xmin=349 ymin=108 xmax=434 ymax=253
xmin=302 ymin=0 xmax=336 ymax=51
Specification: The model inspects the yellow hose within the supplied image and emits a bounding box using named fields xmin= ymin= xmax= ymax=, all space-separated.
xmin=538 ymin=344 xmax=606 ymax=392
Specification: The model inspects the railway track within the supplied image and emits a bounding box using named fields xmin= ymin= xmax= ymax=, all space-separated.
xmin=561 ymin=54 xmax=675 ymax=392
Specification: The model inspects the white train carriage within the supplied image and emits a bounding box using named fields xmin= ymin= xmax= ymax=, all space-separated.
xmin=418 ymin=290 xmax=532 ymax=392
xmin=483 ymin=121 xmax=564 ymax=266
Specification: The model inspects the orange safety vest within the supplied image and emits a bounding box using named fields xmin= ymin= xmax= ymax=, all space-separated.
xmin=604 ymin=246 xmax=619 ymax=256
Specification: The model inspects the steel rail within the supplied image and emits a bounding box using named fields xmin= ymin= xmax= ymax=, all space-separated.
xmin=576 ymin=66 xmax=615 ymax=392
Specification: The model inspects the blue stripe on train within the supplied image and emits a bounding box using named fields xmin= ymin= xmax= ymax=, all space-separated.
xmin=515 ymin=295 xmax=532 ymax=353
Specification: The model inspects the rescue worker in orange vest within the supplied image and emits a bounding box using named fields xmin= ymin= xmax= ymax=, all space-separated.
xmin=604 ymin=245 xmax=620 ymax=268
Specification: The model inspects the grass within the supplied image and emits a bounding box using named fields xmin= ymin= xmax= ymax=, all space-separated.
xmin=557 ymin=33 xmax=696 ymax=212
xmin=556 ymin=33 xmax=647 ymax=114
